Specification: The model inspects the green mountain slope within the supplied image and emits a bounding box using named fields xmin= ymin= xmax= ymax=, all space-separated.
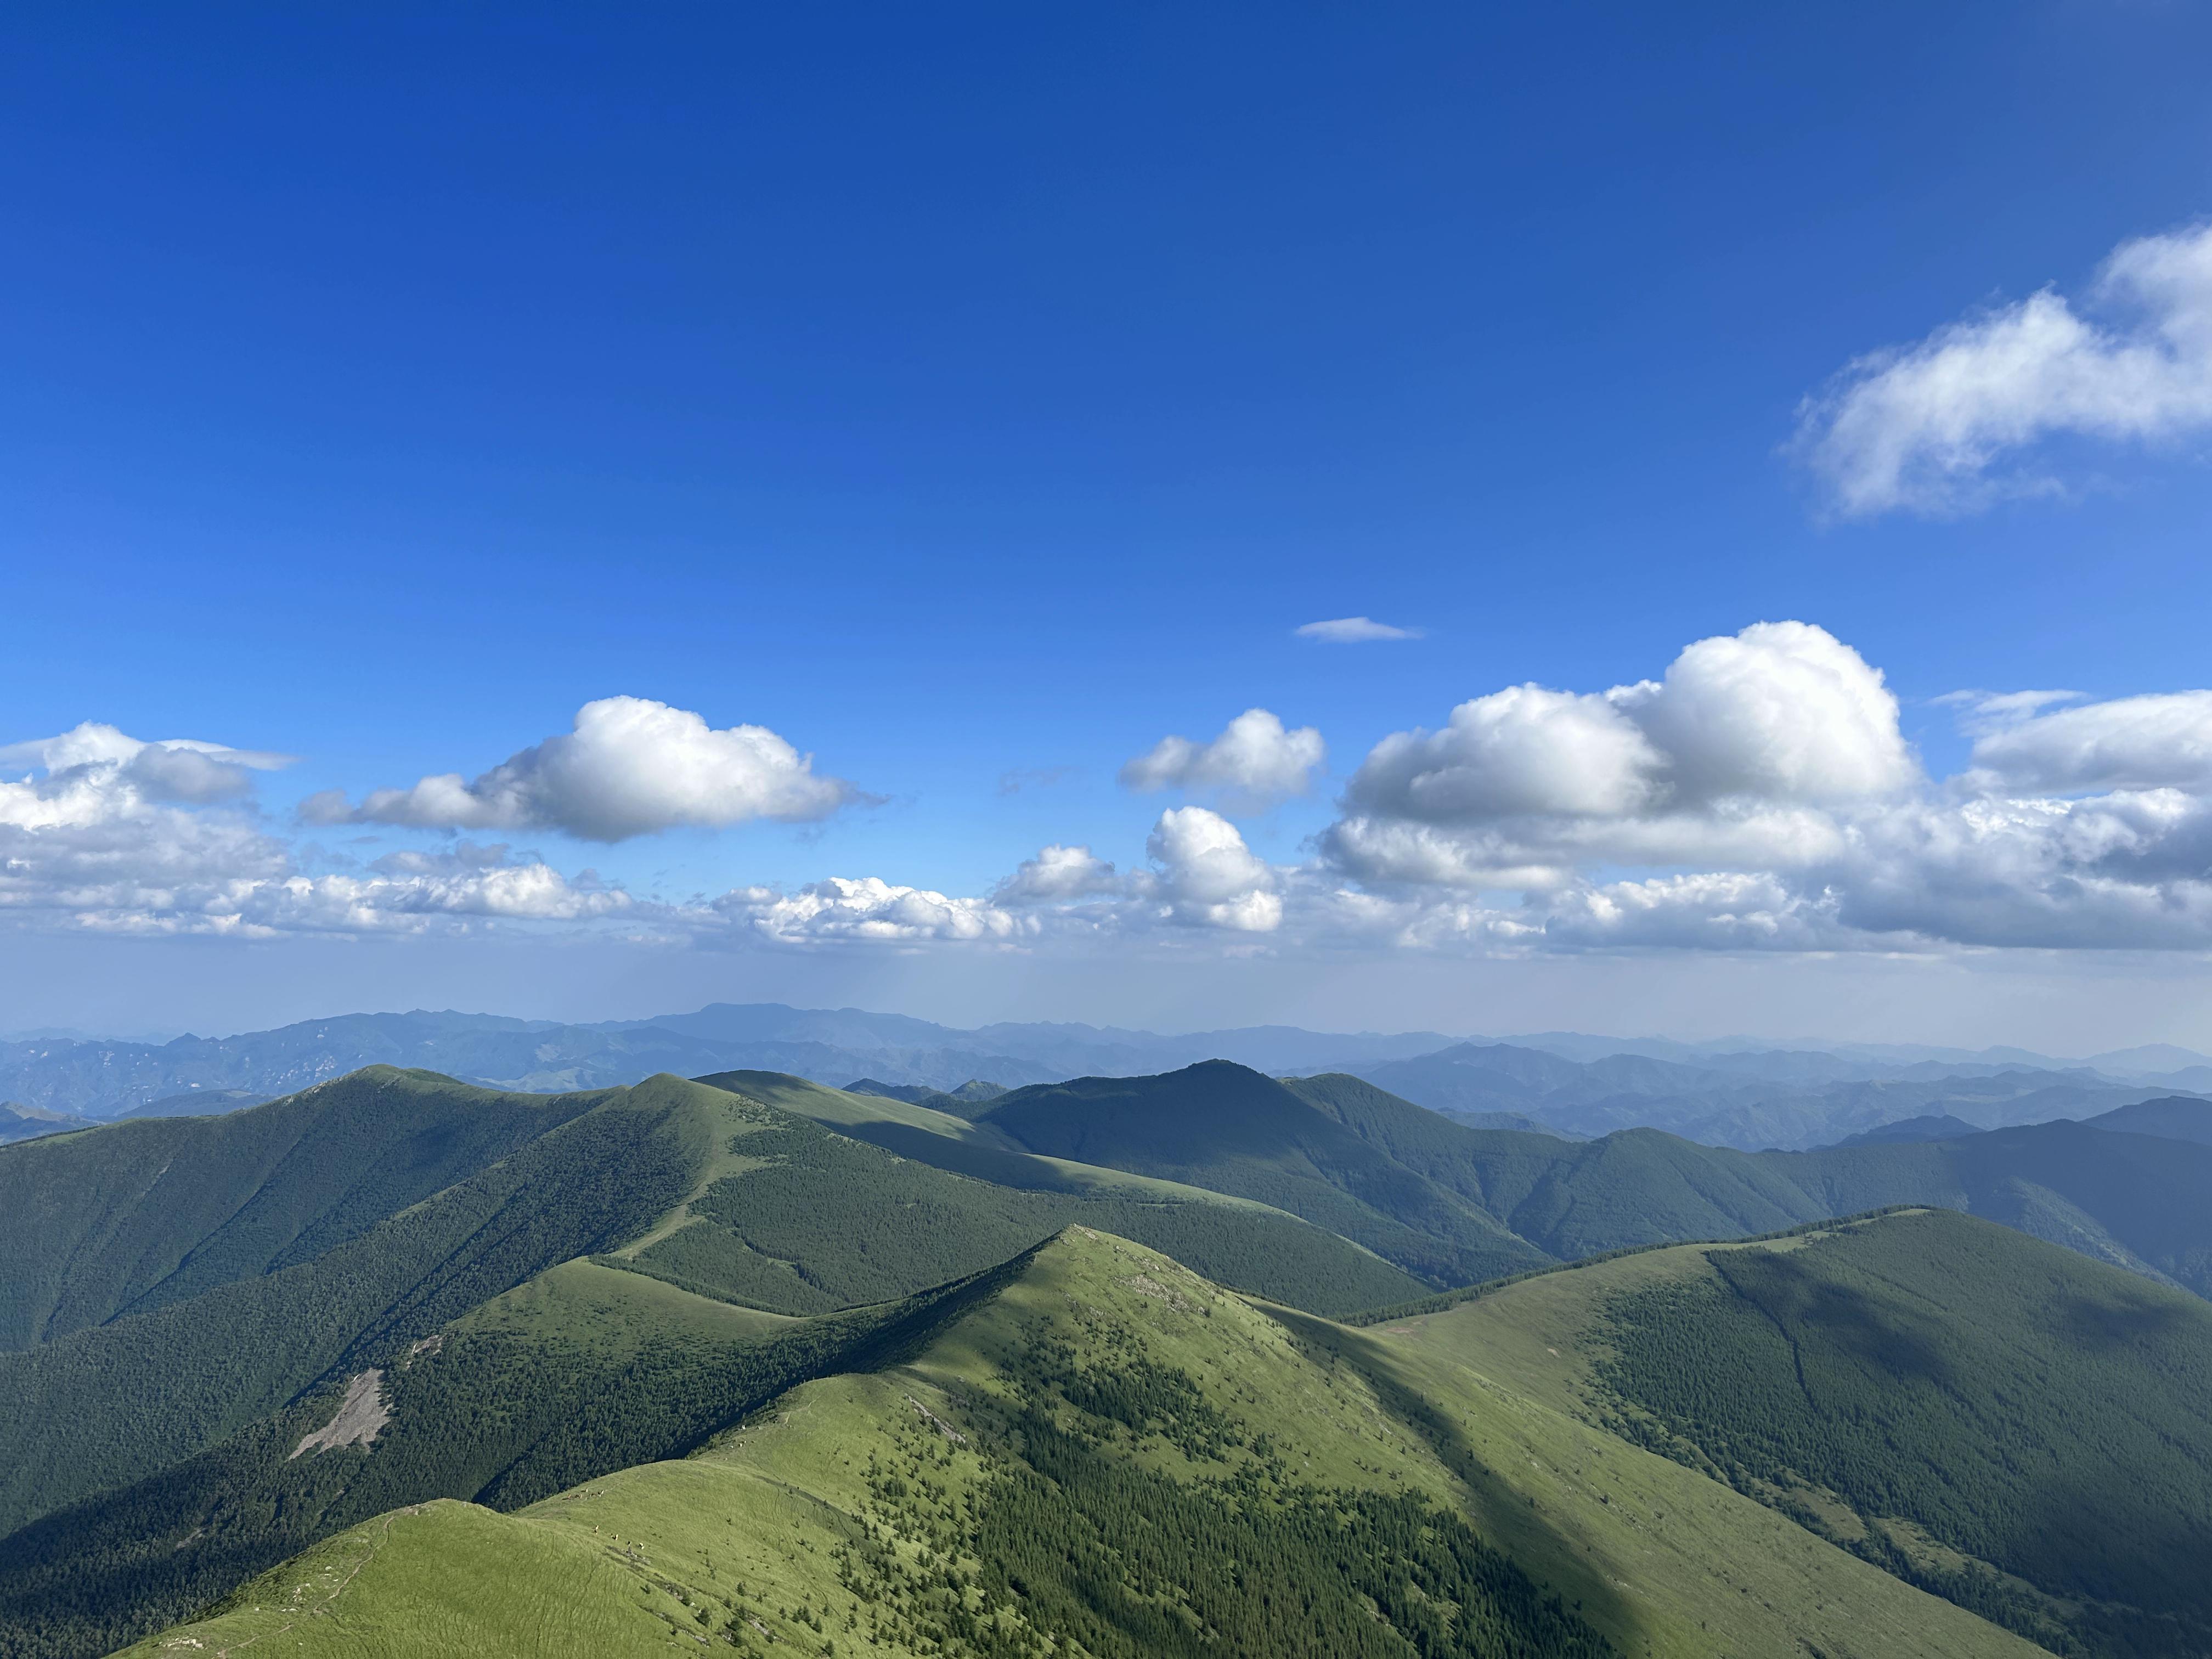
xmin=1372 ymin=1208 xmax=2212 ymax=1658
xmin=0 ymin=1070 xmax=729 ymax=1537
xmin=951 ymin=1062 xmax=2212 ymax=1300
xmin=0 ymin=1067 xmax=1420 ymax=1655
xmin=0 ymin=1252 xmax=1028 ymax=1659
xmin=617 ymin=1101 xmax=1423 ymax=1318
xmin=0 ymin=1067 xmax=614 ymax=1351
xmin=115 ymin=1226 xmax=2045 ymax=1659
xmin=963 ymin=1062 xmax=1554 ymax=1285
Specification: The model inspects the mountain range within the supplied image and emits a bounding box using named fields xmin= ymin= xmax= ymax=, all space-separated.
xmin=7 ymin=1052 xmax=2211 ymax=1657
xmin=5 ymin=1002 xmax=2208 ymax=1152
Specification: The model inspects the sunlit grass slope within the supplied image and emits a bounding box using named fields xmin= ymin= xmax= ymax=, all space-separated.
xmin=125 ymin=1227 xmax=2037 ymax=1659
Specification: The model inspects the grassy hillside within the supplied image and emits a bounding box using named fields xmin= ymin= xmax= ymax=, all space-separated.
xmin=1370 ymin=1209 xmax=2212 ymax=1659
xmin=0 ymin=1252 xmax=1032 ymax=1659
xmin=115 ymin=1227 xmax=2039 ymax=1659
xmin=1593 ymin=1210 xmax=2212 ymax=1656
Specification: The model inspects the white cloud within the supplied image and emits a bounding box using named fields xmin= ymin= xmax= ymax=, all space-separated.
xmin=1294 ymin=617 xmax=1423 ymax=643
xmin=993 ymin=844 xmax=1120 ymax=905
xmin=0 ymin=721 xmax=295 ymax=808
xmin=715 ymin=877 xmax=1031 ymax=945
xmin=1347 ymin=685 xmax=1662 ymax=822
xmin=28 ymin=627 xmax=2212 ymax=962
xmin=1628 ymin=622 xmax=1914 ymax=804
xmin=0 ymin=721 xmax=636 ymax=939
xmin=305 ymin=696 xmax=854 ymax=842
xmin=1962 ymin=690 xmax=2212 ymax=794
xmin=1334 ymin=622 xmax=1908 ymax=885
xmin=1137 ymin=806 xmax=1282 ymax=931
xmin=1119 ymin=708 xmax=1325 ymax=810
xmin=1796 ymin=220 xmax=2212 ymax=517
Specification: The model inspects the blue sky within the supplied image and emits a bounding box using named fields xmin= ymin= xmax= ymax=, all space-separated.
xmin=8 ymin=3 xmax=2212 ymax=1046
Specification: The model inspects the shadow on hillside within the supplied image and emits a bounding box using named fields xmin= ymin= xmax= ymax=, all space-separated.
xmin=1259 ymin=1305 xmax=1647 ymax=1653
xmin=2051 ymin=1286 xmax=2188 ymax=1352
xmin=836 ymin=1121 xmax=1082 ymax=1192
xmin=1713 ymin=1251 xmax=1954 ymax=1387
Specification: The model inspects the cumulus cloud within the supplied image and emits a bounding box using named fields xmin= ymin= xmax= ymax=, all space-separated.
xmin=1294 ymin=617 xmax=1423 ymax=643
xmin=1305 ymin=623 xmax=2212 ymax=953
xmin=1331 ymin=622 xmax=1908 ymax=885
xmin=29 ymin=628 xmax=2212 ymax=961
xmin=0 ymin=721 xmax=295 ymax=807
xmin=0 ymin=720 xmax=637 ymax=939
xmin=1962 ymin=690 xmax=2212 ymax=794
xmin=716 ymin=878 xmax=1031 ymax=945
xmin=304 ymin=696 xmax=854 ymax=841
xmin=1136 ymin=807 xmax=1282 ymax=931
xmin=1119 ymin=709 xmax=1325 ymax=811
xmin=1796 ymin=220 xmax=2212 ymax=516
xmin=993 ymin=844 xmax=1120 ymax=905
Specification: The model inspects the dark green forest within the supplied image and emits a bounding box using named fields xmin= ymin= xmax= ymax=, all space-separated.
xmin=1593 ymin=1210 xmax=2212 ymax=1657
xmin=0 ymin=1074 xmax=713 ymax=1534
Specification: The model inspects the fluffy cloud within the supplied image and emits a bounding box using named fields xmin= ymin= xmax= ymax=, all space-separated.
xmin=1294 ymin=617 xmax=1423 ymax=643
xmin=993 ymin=844 xmax=1120 ymax=904
xmin=1963 ymin=691 xmax=2212 ymax=794
xmin=28 ymin=628 xmax=2212 ymax=961
xmin=303 ymin=696 xmax=854 ymax=842
xmin=1333 ymin=622 xmax=1906 ymax=884
xmin=1 ymin=722 xmax=295 ymax=809
xmin=716 ymin=878 xmax=1031 ymax=945
xmin=1120 ymin=709 xmax=1325 ymax=810
xmin=1796 ymin=220 xmax=2212 ymax=517
xmin=1136 ymin=807 xmax=1281 ymax=931
xmin=0 ymin=721 xmax=633 ymax=939
xmin=1306 ymin=623 xmax=2212 ymax=953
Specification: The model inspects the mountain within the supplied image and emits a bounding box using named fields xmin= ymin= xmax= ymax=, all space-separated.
xmin=1831 ymin=1113 xmax=1982 ymax=1146
xmin=894 ymin=1060 xmax=2212 ymax=1300
xmin=1345 ymin=1040 xmax=2198 ymax=1149
xmin=844 ymin=1076 xmax=1008 ymax=1110
xmin=2080 ymin=1042 xmax=2212 ymax=1076
xmin=9 ymin=1056 xmax=2212 ymax=1658
xmin=958 ymin=1062 xmax=1556 ymax=1286
xmin=1355 ymin=1207 xmax=2212 ymax=1657
xmin=115 ymin=1087 xmax=270 ymax=1119
xmin=0 ymin=1067 xmax=1433 ymax=1657
xmin=109 ymin=1222 xmax=2067 ymax=1659
xmin=1579 ymin=1209 xmax=2212 ymax=1655
xmin=2082 ymin=1094 xmax=2212 ymax=1146
xmin=0 ymin=1104 xmax=91 ymax=1146
xmin=10 ymin=1001 xmax=2208 ymax=1151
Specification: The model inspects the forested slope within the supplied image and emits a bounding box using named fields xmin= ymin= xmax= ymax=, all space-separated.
xmin=0 ymin=1072 xmax=727 ymax=1536
xmin=0 ymin=1068 xmax=613 ymax=1351
xmin=956 ymin=1062 xmax=2212 ymax=1297
xmin=116 ymin=1228 xmax=2040 ymax=1659
xmin=1372 ymin=1208 xmax=2212 ymax=1659
xmin=618 ymin=1105 xmax=1423 ymax=1318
